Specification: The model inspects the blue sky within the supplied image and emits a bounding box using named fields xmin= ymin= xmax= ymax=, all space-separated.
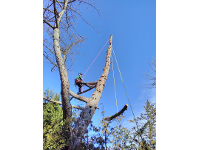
xmin=43 ymin=0 xmax=156 ymax=127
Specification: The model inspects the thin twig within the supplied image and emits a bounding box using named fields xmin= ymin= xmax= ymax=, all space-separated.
xmin=43 ymin=18 xmax=55 ymax=29
xmin=68 ymin=6 xmax=100 ymax=35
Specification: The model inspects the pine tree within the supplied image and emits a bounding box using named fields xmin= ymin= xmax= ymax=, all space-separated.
xmin=129 ymin=100 xmax=156 ymax=150
xmin=43 ymin=89 xmax=65 ymax=150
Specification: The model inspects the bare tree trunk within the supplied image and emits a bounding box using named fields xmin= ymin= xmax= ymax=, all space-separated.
xmin=43 ymin=1 xmax=105 ymax=149
xmin=71 ymin=35 xmax=113 ymax=149
xmin=53 ymin=28 xmax=72 ymax=119
xmin=53 ymin=27 xmax=72 ymax=150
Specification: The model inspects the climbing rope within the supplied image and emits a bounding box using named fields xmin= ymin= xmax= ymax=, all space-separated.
xmin=112 ymin=47 xmax=140 ymax=135
xmin=111 ymin=55 xmax=118 ymax=113
xmin=83 ymin=39 xmax=110 ymax=77
xmin=81 ymin=38 xmax=110 ymax=96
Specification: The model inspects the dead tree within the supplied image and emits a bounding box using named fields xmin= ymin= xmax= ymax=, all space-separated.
xmin=43 ymin=1 xmax=128 ymax=149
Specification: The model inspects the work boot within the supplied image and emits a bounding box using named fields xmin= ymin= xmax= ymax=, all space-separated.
xmin=77 ymin=88 xmax=81 ymax=94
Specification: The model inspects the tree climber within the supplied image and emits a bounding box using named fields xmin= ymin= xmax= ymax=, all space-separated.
xmin=75 ymin=73 xmax=94 ymax=94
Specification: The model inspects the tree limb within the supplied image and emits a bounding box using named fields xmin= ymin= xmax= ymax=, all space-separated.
xmin=43 ymin=43 xmax=55 ymax=55
xmin=70 ymin=85 xmax=96 ymax=101
xmin=43 ymin=53 xmax=58 ymax=68
xmin=68 ymin=6 xmax=99 ymax=35
xmin=68 ymin=0 xmax=76 ymax=4
xmin=72 ymin=35 xmax=113 ymax=149
xmin=43 ymin=97 xmax=85 ymax=110
xmin=57 ymin=1 xmax=63 ymax=9
xmin=104 ymin=104 xmax=128 ymax=121
xmin=43 ymin=7 xmax=54 ymax=14
xmin=77 ymin=85 xmax=96 ymax=94
xmin=69 ymin=90 xmax=90 ymax=103
xmin=57 ymin=0 xmax=69 ymax=24
xmin=78 ymin=0 xmax=100 ymax=17
xmin=43 ymin=18 xmax=55 ymax=29
xmin=43 ymin=96 xmax=62 ymax=104
xmin=53 ymin=0 xmax=59 ymax=27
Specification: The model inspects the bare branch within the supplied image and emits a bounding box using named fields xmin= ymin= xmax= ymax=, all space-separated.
xmin=43 ymin=43 xmax=55 ymax=55
xmin=69 ymin=90 xmax=90 ymax=103
xmin=68 ymin=0 xmax=76 ymax=4
xmin=72 ymin=105 xmax=85 ymax=110
xmin=43 ymin=53 xmax=59 ymax=68
xmin=78 ymin=0 xmax=100 ymax=17
xmin=57 ymin=0 xmax=69 ymax=24
xmin=43 ymin=96 xmax=62 ymax=104
xmin=68 ymin=6 xmax=100 ymax=35
xmin=75 ymin=85 xmax=96 ymax=96
xmin=57 ymin=1 xmax=63 ymax=9
xmin=104 ymin=104 xmax=128 ymax=121
xmin=43 ymin=7 xmax=54 ymax=14
xmin=53 ymin=0 xmax=59 ymax=27
xmin=141 ymin=57 xmax=156 ymax=89
xmin=43 ymin=97 xmax=85 ymax=110
xmin=43 ymin=18 xmax=55 ymax=29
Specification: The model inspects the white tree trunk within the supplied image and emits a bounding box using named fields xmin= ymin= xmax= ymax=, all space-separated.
xmin=53 ymin=28 xmax=72 ymax=119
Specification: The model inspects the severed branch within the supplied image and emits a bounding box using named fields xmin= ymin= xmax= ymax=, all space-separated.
xmin=104 ymin=104 xmax=129 ymax=121
xmin=43 ymin=97 xmax=85 ymax=110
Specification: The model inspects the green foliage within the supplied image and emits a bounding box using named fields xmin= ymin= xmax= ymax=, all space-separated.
xmin=43 ymin=89 xmax=88 ymax=150
xmin=129 ymin=100 xmax=156 ymax=150
xmin=43 ymin=89 xmax=156 ymax=150
xmin=43 ymin=89 xmax=66 ymax=150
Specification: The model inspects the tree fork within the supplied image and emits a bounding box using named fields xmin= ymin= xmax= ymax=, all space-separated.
xmin=71 ymin=35 xmax=113 ymax=149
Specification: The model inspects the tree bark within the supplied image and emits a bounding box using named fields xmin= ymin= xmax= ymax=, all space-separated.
xmin=104 ymin=104 xmax=128 ymax=121
xmin=53 ymin=27 xmax=72 ymax=120
xmin=53 ymin=27 xmax=72 ymax=150
xmin=71 ymin=35 xmax=113 ymax=149
xmin=44 ymin=1 xmax=103 ymax=149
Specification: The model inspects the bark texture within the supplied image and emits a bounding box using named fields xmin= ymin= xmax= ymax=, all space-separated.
xmin=71 ymin=35 xmax=113 ymax=149
xmin=104 ymin=104 xmax=128 ymax=121
xmin=53 ymin=28 xmax=72 ymax=150
xmin=54 ymin=28 xmax=72 ymax=120
xmin=44 ymin=1 xmax=113 ymax=149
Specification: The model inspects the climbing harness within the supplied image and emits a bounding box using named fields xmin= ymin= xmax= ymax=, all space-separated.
xmin=75 ymin=79 xmax=83 ymax=83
